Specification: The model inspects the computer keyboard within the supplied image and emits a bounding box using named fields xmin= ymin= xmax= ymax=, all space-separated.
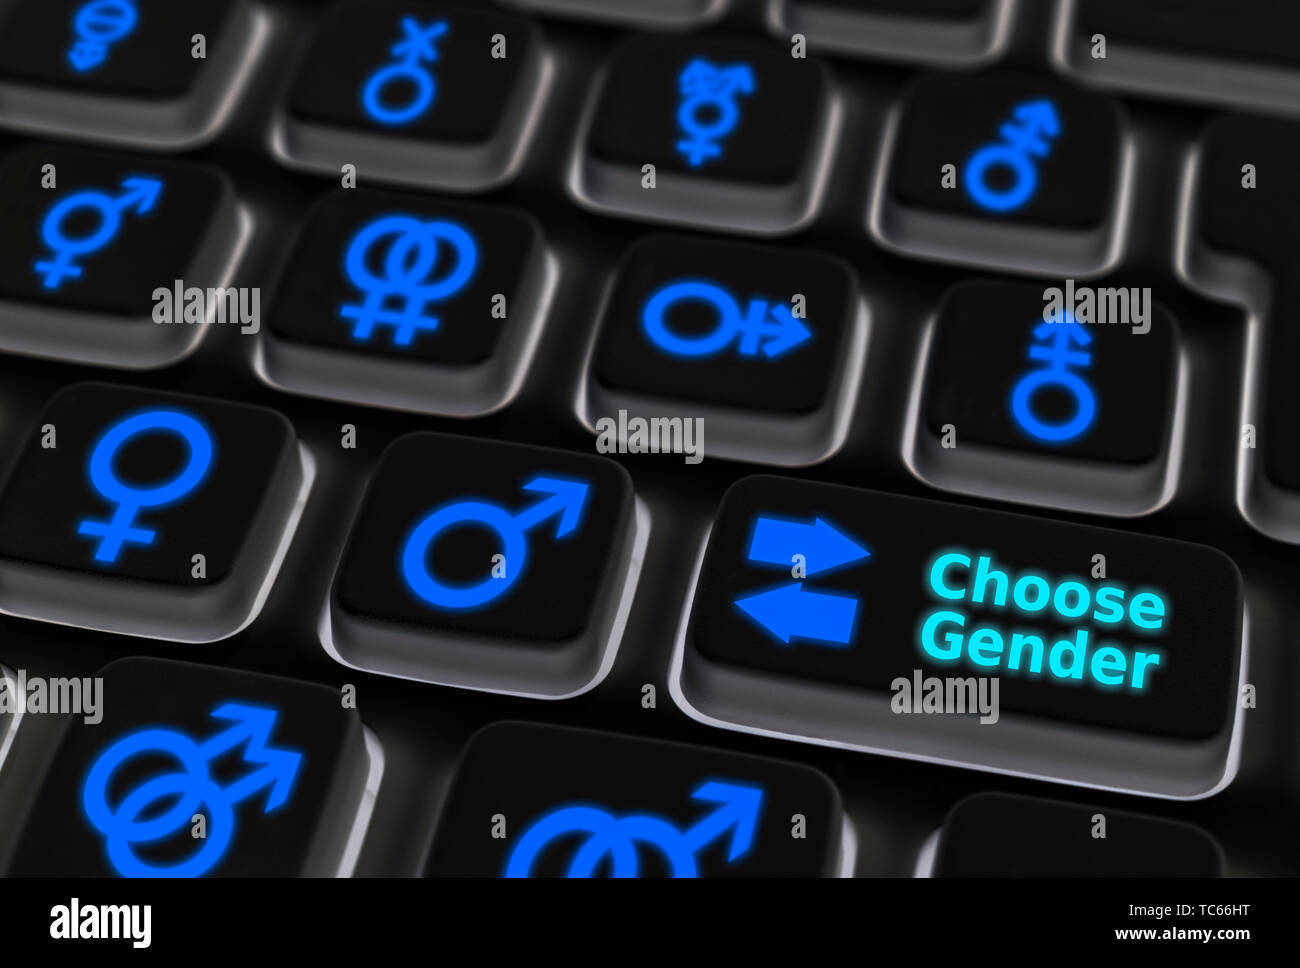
xmin=0 ymin=0 xmax=1294 ymax=890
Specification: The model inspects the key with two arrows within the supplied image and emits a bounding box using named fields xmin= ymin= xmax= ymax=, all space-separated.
xmin=674 ymin=475 xmax=1245 ymax=799
xmin=5 ymin=658 xmax=379 ymax=877
xmin=424 ymin=722 xmax=850 ymax=877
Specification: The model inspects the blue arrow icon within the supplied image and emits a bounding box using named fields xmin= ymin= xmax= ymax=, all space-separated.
xmin=747 ymin=515 xmax=870 ymax=576
xmin=199 ymin=703 xmax=303 ymax=811
xmin=734 ymin=582 xmax=859 ymax=646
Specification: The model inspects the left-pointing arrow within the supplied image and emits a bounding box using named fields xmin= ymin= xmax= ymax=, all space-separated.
xmin=733 ymin=581 xmax=858 ymax=647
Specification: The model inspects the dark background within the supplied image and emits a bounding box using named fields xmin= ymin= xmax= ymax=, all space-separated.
xmin=0 ymin=0 xmax=1294 ymax=878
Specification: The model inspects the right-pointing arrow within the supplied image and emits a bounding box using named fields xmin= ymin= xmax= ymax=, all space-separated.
xmin=747 ymin=515 xmax=870 ymax=576
xmin=733 ymin=582 xmax=858 ymax=647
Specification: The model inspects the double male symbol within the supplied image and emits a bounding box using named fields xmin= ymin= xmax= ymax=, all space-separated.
xmin=82 ymin=704 xmax=303 ymax=878
xmin=402 ymin=476 xmax=590 ymax=611
xmin=504 ymin=781 xmax=764 ymax=878
xmin=34 ymin=176 xmax=162 ymax=290
xmin=361 ymin=18 xmax=450 ymax=126
xmin=339 ymin=214 xmax=478 ymax=347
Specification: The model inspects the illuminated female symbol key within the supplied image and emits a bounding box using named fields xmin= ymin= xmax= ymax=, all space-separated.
xmin=77 ymin=410 xmax=215 ymax=564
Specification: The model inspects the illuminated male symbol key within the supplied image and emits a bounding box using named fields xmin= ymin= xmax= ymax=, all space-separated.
xmin=402 ymin=475 xmax=590 ymax=611
xmin=361 ymin=18 xmax=450 ymax=126
xmin=642 ymin=279 xmax=810 ymax=359
xmin=81 ymin=701 xmax=303 ymax=878
xmin=34 ymin=175 xmax=163 ymax=289
xmin=76 ymin=409 xmax=215 ymax=564
xmin=338 ymin=214 xmax=478 ymax=346
xmin=324 ymin=432 xmax=641 ymax=697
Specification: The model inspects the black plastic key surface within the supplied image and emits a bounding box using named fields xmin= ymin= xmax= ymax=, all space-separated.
xmin=872 ymin=72 xmax=1126 ymax=275
xmin=424 ymin=722 xmax=846 ymax=877
xmin=677 ymin=475 xmax=1243 ymax=796
xmin=500 ymin=0 xmax=728 ymax=29
xmin=572 ymin=34 xmax=836 ymax=235
xmin=1058 ymin=0 xmax=1300 ymax=115
xmin=267 ymin=190 xmax=540 ymax=367
xmin=0 ymin=0 xmax=241 ymax=99
xmin=1181 ymin=116 xmax=1300 ymax=539
xmin=769 ymin=0 xmax=1010 ymax=67
xmin=922 ymin=281 xmax=1177 ymax=463
xmin=5 ymin=658 xmax=372 ymax=877
xmin=592 ymin=235 xmax=854 ymax=414
xmin=930 ymin=792 xmax=1225 ymax=876
xmin=0 ymin=144 xmax=239 ymax=368
xmin=0 ymin=382 xmax=304 ymax=642
xmin=909 ymin=278 xmax=1182 ymax=515
xmin=0 ymin=0 xmax=260 ymax=148
xmin=276 ymin=0 xmax=544 ymax=191
xmin=324 ymin=432 xmax=640 ymax=697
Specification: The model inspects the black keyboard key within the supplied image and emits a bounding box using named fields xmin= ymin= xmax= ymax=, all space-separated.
xmin=0 ymin=0 xmax=267 ymax=148
xmin=908 ymin=279 xmax=1183 ymax=515
xmin=272 ymin=0 xmax=549 ymax=193
xmin=501 ymin=0 xmax=730 ymax=29
xmin=0 ymin=144 xmax=247 ymax=369
xmin=1178 ymin=116 xmax=1300 ymax=543
xmin=570 ymin=34 xmax=839 ymax=236
xmin=869 ymin=72 xmax=1130 ymax=276
xmin=1054 ymin=0 xmax=1300 ymax=116
xmin=257 ymin=189 xmax=552 ymax=417
xmin=768 ymin=0 xmax=1015 ymax=67
xmin=580 ymin=233 xmax=868 ymax=466
xmin=673 ymin=475 xmax=1244 ymax=798
xmin=0 ymin=383 xmax=310 ymax=642
xmin=322 ymin=432 xmax=646 ymax=698
xmin=424 ymin=722 xmax=850 ymax=877
xmin=5 ymin=657 xmax=380 ymax=877
xmin=923 ymin=792 xmax=1225 ymax=876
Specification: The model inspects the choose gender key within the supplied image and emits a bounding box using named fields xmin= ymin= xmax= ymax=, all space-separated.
xmin=0 ymin=383 xmax=311 ymax=642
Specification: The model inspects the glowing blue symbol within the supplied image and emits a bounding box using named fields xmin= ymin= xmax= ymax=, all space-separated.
xmin=504 ymin=780 xmax=764 ymax=877
xmin=34 ymin=176 xmax=163 ymax=290
xmin=339 ymin=214 xmax=478 ymax=346
xmin=361 ymin=18 xmax=450 ymax=126
xmin=402 ymin=475 xmax=590 ymax=611
xmin=676 ymin=59 xmax=755 ymax=167
xmin=67 ymin=0 xmax=138 ymax=73
xmin=76 ymin=409 xmax=214 ymax=564
xmin=964 ymin=99 xmax=1062 ymax=213
xmin=733 ymin=514 xmax=868 ymax=647
xmin=1010 ymin=314 xmax=1096 ymax=444
xmin=642 ymin=280 xmax=810 ymax=359
xmin=82 ymin=703 xmax=303 ymax=878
